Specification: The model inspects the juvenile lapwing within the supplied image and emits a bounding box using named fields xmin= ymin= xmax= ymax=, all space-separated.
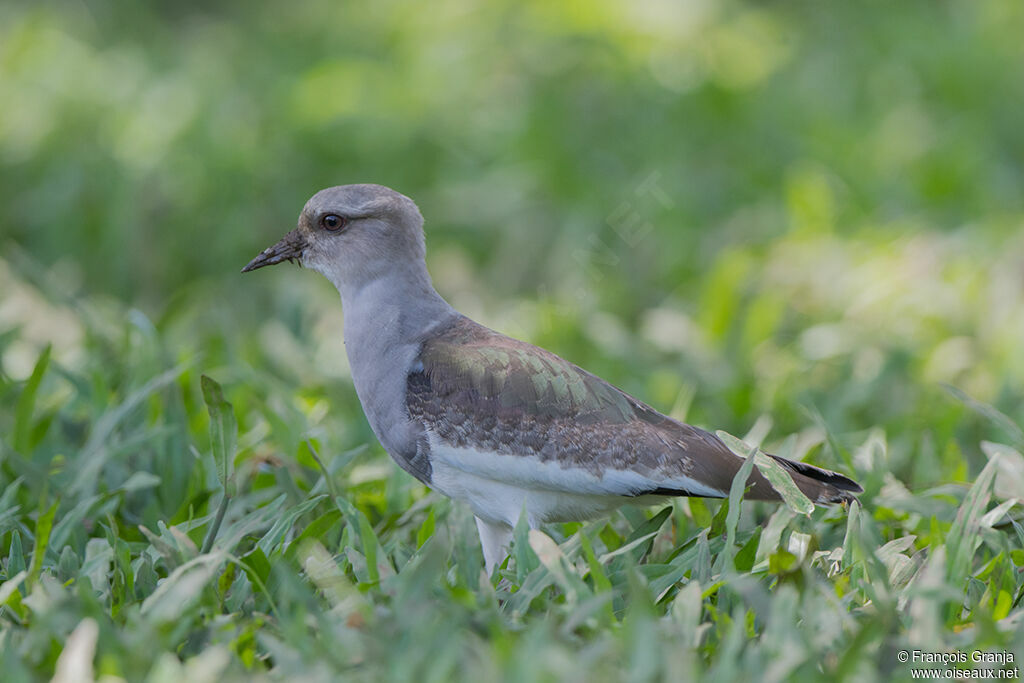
xmin=243 ymin=184 xmax=861 ymax=574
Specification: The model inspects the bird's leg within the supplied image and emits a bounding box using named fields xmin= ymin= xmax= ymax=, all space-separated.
xmin=475 ymin=516 xmax=514 ymax=577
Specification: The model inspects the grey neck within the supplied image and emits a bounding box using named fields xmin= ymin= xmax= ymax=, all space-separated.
xmin=324 ymin=262 xmax=456 ymax=476
xmin=336 ymin=264 xmax=456 ymax=348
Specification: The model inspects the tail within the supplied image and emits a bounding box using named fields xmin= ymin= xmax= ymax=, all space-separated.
xmin=643 ymin=450 xmax=862 ymax=505
xmin=626 ymin=422 xmax=862 ymax=506
xmin=756 ymin=454 xmax=862 ymax=504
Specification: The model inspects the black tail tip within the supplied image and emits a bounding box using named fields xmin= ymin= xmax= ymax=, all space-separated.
xmin=827 ymin=490 xmax=861 ymax=505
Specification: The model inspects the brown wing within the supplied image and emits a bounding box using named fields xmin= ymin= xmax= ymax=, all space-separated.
xmin=407 ymin=316 xmax=860 ymax=502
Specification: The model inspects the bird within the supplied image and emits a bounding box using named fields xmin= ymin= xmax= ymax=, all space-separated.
xmin=242 ymin=184 xmax=862 ymax=575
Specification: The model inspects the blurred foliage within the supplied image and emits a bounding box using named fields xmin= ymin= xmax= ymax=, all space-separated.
xmin=3 ymin=0 xmax=1024 ymax=299
xmin=2 ymin=0 xmax=1024 ymax=680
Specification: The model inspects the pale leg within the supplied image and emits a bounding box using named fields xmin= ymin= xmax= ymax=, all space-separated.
xmin=475 ymin=516 xmax=514 ymax=576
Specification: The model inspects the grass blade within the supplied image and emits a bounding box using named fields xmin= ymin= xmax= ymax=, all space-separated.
xmin=14 ymin=344 xmax=50 ymax=454
xmin=200 ymin=375 xmax=237 ymax=497
xmin=27 ymin=501 xmax=57 ymax=589
xmin=717 ymin=431 xmax=815 ymax=515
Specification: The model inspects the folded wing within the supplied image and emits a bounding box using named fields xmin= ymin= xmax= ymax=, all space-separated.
xmin=407 ymin=316 xmax=860 ymax=504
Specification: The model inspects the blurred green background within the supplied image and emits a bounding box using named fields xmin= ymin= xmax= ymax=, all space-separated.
xmin=3 ymin=1 xmax=1024 ymax=680
xmin=2 ymin=0 xmax=1024 ymax=474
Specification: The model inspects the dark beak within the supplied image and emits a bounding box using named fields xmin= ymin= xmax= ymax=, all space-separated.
xmin=241 ymin=229 xmax=308 ymax=273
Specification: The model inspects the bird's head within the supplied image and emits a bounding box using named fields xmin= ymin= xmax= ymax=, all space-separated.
xmin=242 ymin=184 xmax=426 ymax=291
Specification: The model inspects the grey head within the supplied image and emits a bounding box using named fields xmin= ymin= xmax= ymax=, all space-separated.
xmin=243 ymin=184 xmax=453 ymax=487
xmin=242 ymin=184 xmax=427 ymax=296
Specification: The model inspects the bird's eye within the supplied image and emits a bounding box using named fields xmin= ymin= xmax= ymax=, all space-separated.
xmin=321 ymin=214 xmax=348 ymax=232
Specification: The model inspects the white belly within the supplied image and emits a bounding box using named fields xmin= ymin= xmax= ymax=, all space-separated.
xmin=425 ymin=433 xmax=652 ymax=526
xmin=422 ymin=429 xmax=721 ymax=527
xmin=430 ymin=458 xmax=628 ymax=526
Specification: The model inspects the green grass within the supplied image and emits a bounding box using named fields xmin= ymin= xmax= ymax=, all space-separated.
xmin=1 ymin=242 xmax=1022 ymax=681
xmin=3 ymin=0 xmax=1024 ymax=679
